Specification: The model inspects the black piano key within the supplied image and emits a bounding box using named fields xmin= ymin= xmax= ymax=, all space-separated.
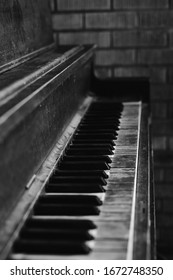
xmin=25 ymin=218 xmax=97 ymax=230
xmin=66 ymin=148 xmax=114 ymax=156
xmin=76 ymin=127 xmax=118 ymax=132
xmin=80 ymin=121 xmax=119 ymax=126
xmin=68 ymin=143 xmax=115 ymax=149
xmin=74 ymin=133 xmax=116 ymax=140
xmin=49 ymin=176 xmax=107 ymax=185
xmin=82 ymin=116 xmax=120 ymax=121
xmin=84 ymin=112 xmax=121 ymax=116
xmin=13 ymin=239 xmax=91 ymax=255
xmin=70 ymin=139 xmax=116 ymax=146
xmin=61 ymin=155 xmax=112 ymax=164
xmin=34 ymin=204 xmax=100 ymax=216
xmin=58 ymin=161 xmax=110 ymax=170
xmin=46 ymin=183 xmax=106 ymax=193
xmin=20 ymin=228 xmax=94 ymax=241
xmin=78 ymin=124 xmax=119 ymax=130
xmin=76 ymin=131 xmax=118 ymax=138
xmin=52 ymin=170 xmax=109 ymax=179
xmin=81 ymin=119 xmax=120 ymax=124
xmin=37 ymin=195 xmax=102 ymax=206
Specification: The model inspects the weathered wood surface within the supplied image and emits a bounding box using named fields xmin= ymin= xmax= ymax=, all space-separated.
xmin=0 ymin=46 xmax=94 ymax=229
xmin=0 ymin=46 xmax=85 ymax=115
xmin=0 ymin=0 xmax=53 ymax=68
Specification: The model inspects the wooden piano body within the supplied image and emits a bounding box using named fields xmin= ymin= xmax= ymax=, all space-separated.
xmin=0 ymin=0 xmax=155 ymax=259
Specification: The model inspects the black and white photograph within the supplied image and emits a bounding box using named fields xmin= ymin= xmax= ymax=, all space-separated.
xmin=0 ymin=1 xmax=172 ymax=277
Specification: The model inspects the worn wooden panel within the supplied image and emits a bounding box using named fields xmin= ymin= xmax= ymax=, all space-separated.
xmin=0 ymin=0 xmax=53 ymax=67
xmin=0 ymin=47 xmax=93 ymax=226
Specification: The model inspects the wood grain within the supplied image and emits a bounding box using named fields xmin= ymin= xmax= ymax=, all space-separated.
xmin=0 ymin=46 xmax=94 ymax=227
xmin=0 ymin=0 xmax=53 ymax=68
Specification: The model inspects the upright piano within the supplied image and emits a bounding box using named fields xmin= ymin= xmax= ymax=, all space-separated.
xmin=0 ymin=0 xmax=155 ymax=260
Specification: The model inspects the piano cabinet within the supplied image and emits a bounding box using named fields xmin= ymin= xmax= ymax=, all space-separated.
xmin=0 ymin=44 xmax=156 ymax=260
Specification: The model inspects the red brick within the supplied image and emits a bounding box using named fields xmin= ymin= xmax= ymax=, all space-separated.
xmin=95 ymin=68 xmax=112 ymax=78
xmin=153 ymin=136 xmax=167 ymax=150
xmin=85 ymin=12 xmax=137 ymax=29
xmin=114 ymin=0 xmax=169 ymax=9
xmin=57 ymin=0 xmax=110 ymax=10
xmin=151 ymin=102 xmax=167 ymax=119
xmin=138 ymin=49 xmax=173 ymax=65
xmin=113 ymin=30 xmax=166 ymax=47
xmin=52 ymin=14 xmax=83 ymax=30
xmin=59 ymin=32 xmax=110 ymax=47
xmin=95 ymin=50 xmax=135 ymax=66
xmin=139 ymin=12 xmax=173 ymax=27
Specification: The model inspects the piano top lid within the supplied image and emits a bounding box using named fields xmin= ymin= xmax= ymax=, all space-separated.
xmin=0 ymin=0 xmax=53 ymax=70
xmin=0 ymin=45 xmax=96 ymax=117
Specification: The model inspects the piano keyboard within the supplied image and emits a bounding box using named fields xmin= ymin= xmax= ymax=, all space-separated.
xmin=8 ymin=100 xmax=141 ymax=260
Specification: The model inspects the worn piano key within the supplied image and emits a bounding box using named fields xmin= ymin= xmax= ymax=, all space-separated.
xmin=111 ymin=155 xmax=136 ymax=168
xmin=108 ymin=169 xmax=135 ymax=183
xmin=94 ymin=240 xmax=128 ymax=252
xmin=116 ymin=135 xmax=138 ymax=146
xmin=114 ymin=146 xmax=137 ymax=155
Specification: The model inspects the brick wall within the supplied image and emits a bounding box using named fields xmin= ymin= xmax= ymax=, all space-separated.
xmin=50 ymin=0 xmax=173 ymax=258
